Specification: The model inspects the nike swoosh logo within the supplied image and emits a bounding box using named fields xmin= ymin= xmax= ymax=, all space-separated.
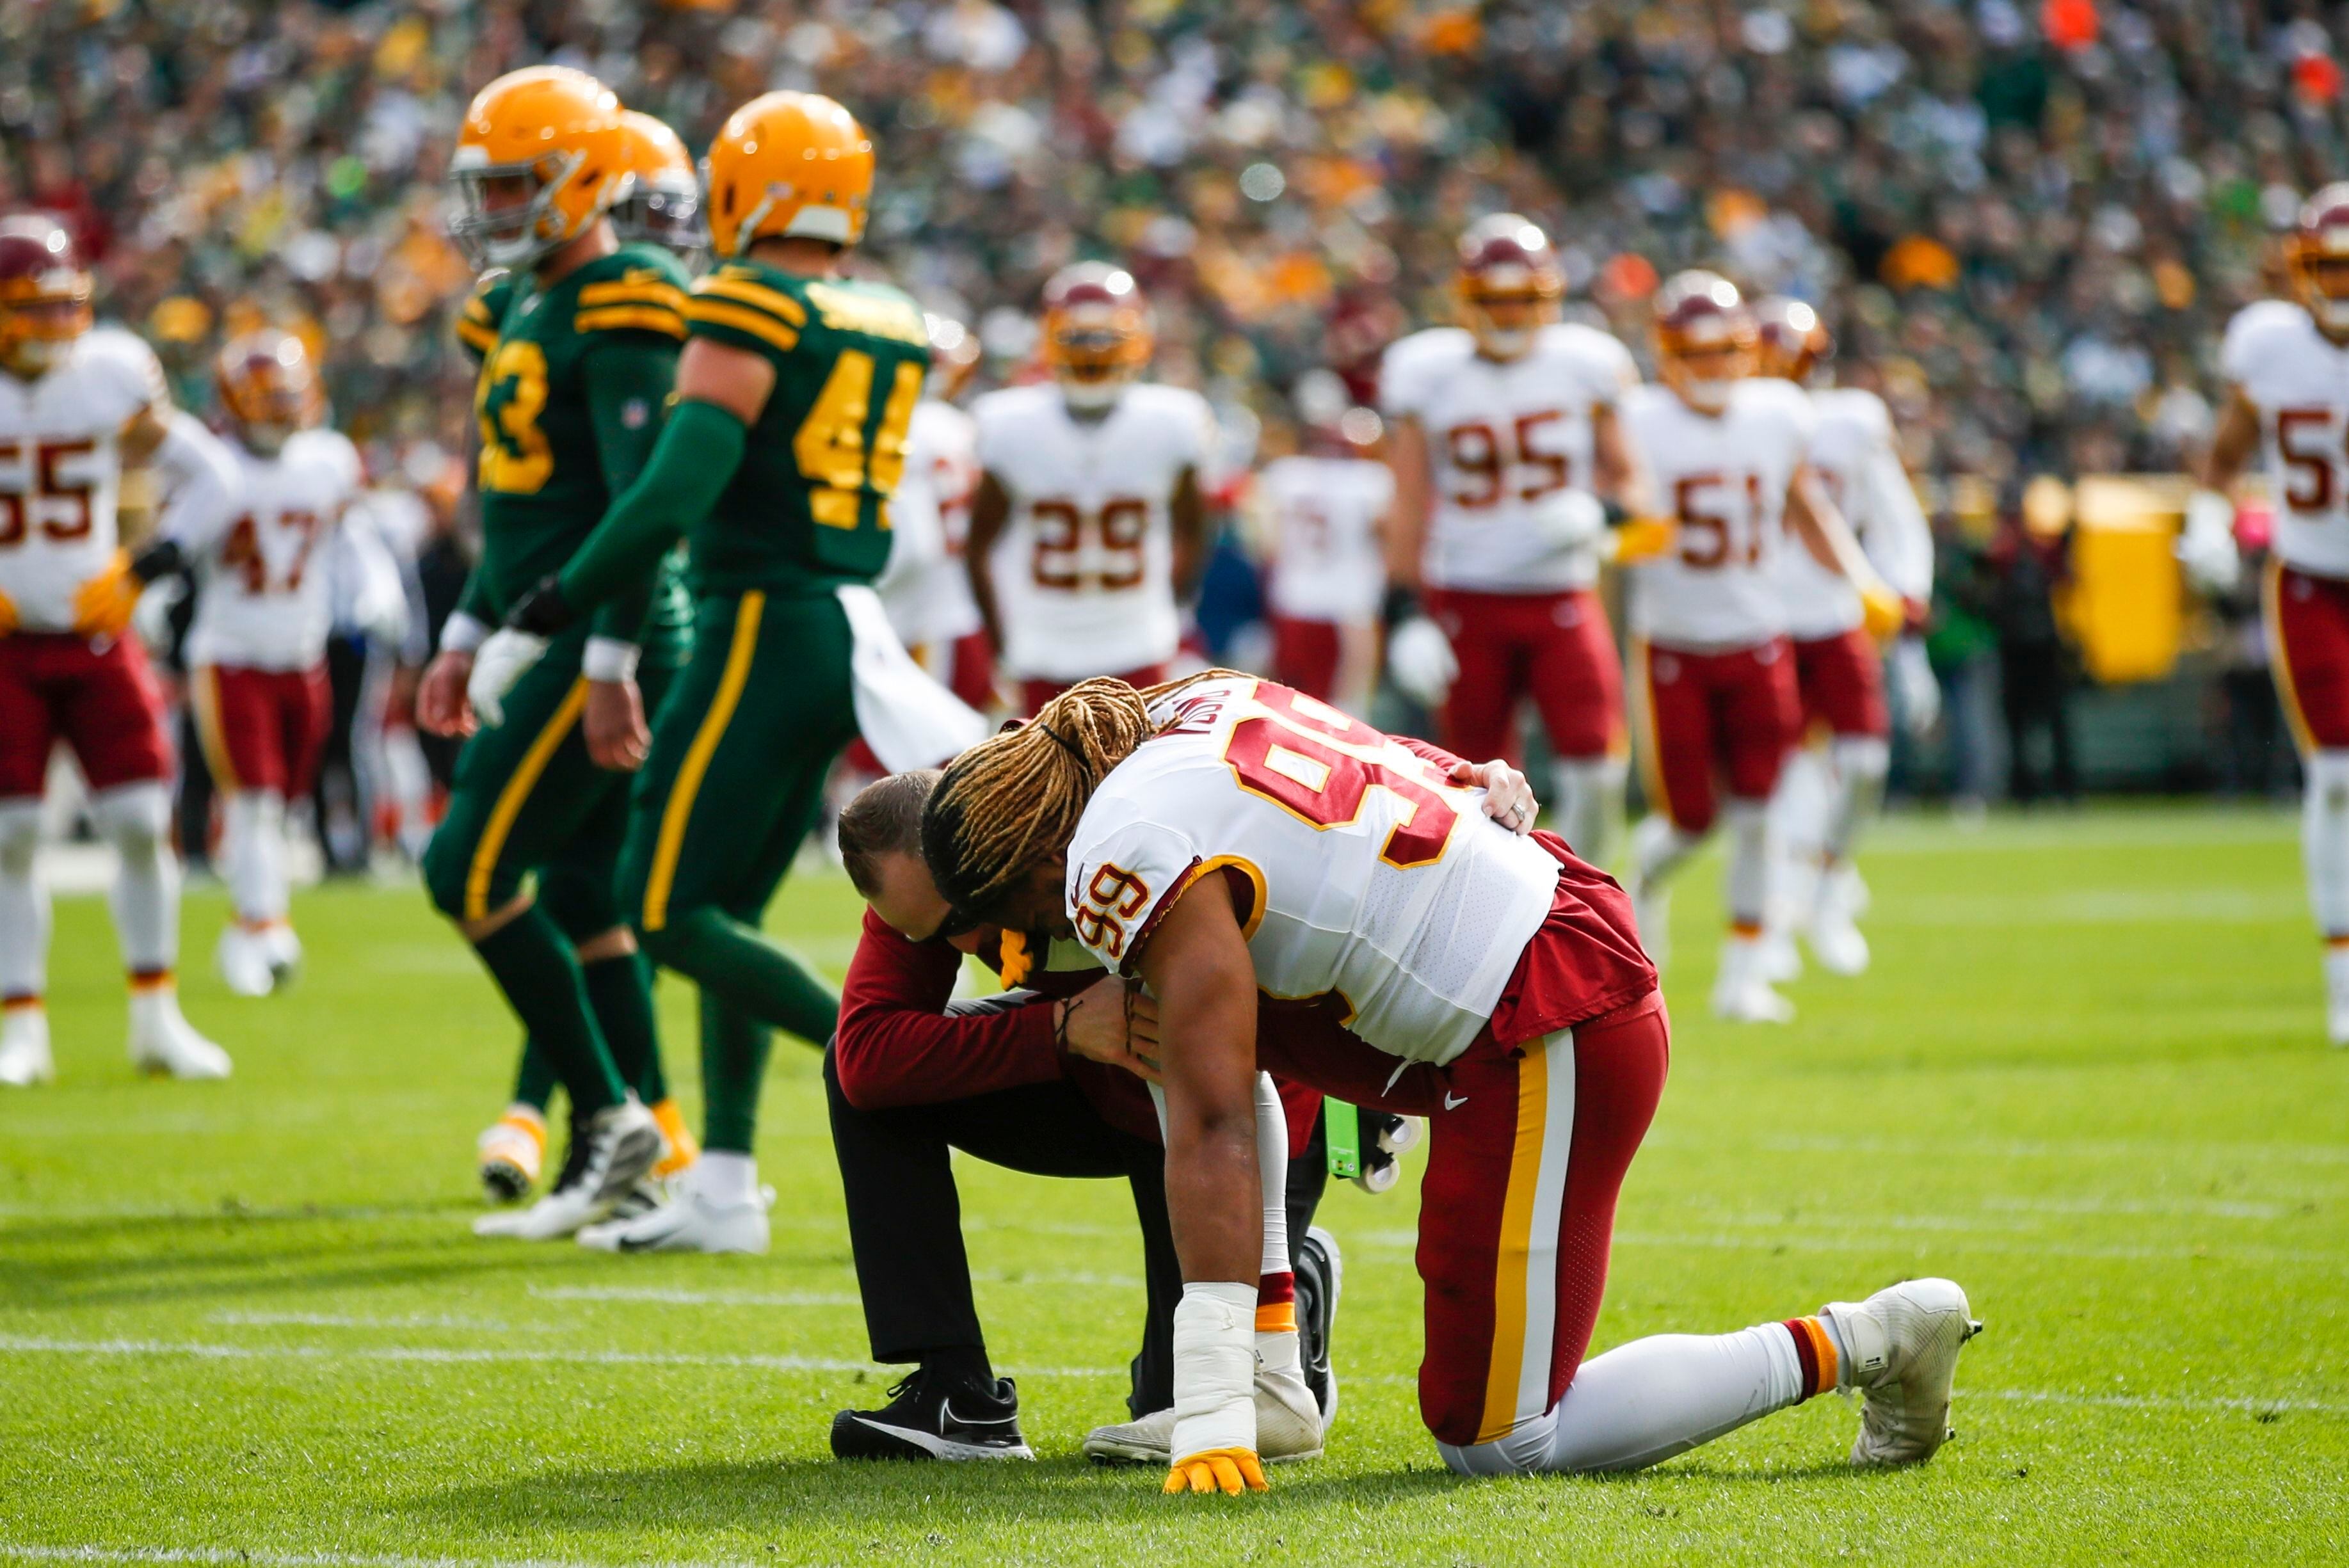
xmin=1443 ymin=1092 xmax=1469 ymax=1110
xmin=942 ymin=1399 xmax=1019 ymax=1429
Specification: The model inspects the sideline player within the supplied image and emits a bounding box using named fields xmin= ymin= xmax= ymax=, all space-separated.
xmin=417 ymin=67 xmax=687 ymax=1234
xmin=875 ymin=314 xmax=990 ymax=710
xmin=1255 ymin=382 xmax=1391 ymax=716
xmin=918 ymin=673 xmax=1978 ymax=1492
xmin=1619 ymin=273 xmax=1905 ymax=1021
xmin=965 ymin=264 xmax=1210 ymax=715
xmin=180 ymin=332 xmax=397 ymax=994
xmin=1752 ymin=299 xmax=1934 ymax=977
xmin=0 ymin=212 xmax=239 ymax=1086
xmin=1380 ymin=214 xmax=1649 ymax=867
xmin=472 ymin=92 xmax=941 ymax=1252
xmin=2197 ymin=182 xmax=2349 ymax=1044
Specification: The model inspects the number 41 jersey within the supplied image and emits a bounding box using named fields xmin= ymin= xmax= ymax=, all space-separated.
xmin=1064 ymin=675 xmax=1562 ymax=1066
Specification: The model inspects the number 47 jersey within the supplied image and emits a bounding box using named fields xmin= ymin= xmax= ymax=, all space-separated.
xmin=1065 ymin=675 xmax=1567 ymax=1067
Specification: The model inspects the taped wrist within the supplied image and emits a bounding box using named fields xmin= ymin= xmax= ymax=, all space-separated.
xmin=440 ymin=611 xmax=491 ymax=655
xmin=582 ymin=636 xmax=640 ymax=684
xmin=1171 ymin=1281 xmax=1258 ymax=1460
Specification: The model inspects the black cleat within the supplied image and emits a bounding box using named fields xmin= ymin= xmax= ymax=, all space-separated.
xmin=1294 ymin=1225 xmax=1343 ymax=1424
xmin=830 ymin=1370 xmax=1036 ymax=1462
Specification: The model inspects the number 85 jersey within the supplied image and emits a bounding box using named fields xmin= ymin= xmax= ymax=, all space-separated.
xmin=1064 ymin=675 xmax=1566 ymax=1066
xmin=2220 ymin=300 xmax=2349 ymax=577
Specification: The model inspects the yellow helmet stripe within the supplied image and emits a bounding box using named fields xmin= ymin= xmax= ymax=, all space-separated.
xmin=682 ymin=299 xmax=800 ymax=354
xmin=574 ymin=305 xmax=686 ymax=338
xmin=579 ymin=278 xmax=689 ymax=312
xmin=694 ymin=271 xmax=810 ymax=325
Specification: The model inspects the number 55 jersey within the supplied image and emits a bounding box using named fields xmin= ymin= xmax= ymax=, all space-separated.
xmin=1064 ymin=675 xmax=1654 ymax=1068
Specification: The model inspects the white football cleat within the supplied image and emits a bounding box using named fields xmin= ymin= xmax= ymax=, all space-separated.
xmin=262 ymin=924 xmax=303 ymax=988
xmin=1081 ymin=1368 xmax=1328 ymax=1467
xmin=1757 ymin=924 xmax=1804 ymax=984
xmin=1823 ymin=1277 xmax=1982 ymax=1468
xmin=1806 ymin=865 xmax=1871 ymax=976
xmin=214 ymin=926 xmax=277 ymax=998
xmin=2323 ymin=947 xmax=2349 ymax=1047
xmin=1712 ymin=936 xmax=1794 ymax=1024
xmin=473 ymin=1099 xmax=663 ymax=1240
xmin=575 ymin=1166 xmax=773 ymax=1254
xmin=127 ymin=989 xmax=232 ymax=1080
xmin=0 ymin=1004 xmax=54 ymax=1087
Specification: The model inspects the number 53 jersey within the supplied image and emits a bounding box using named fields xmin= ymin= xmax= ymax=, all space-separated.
xmin=1065 ymin=675 xmax=1574 ymax=1067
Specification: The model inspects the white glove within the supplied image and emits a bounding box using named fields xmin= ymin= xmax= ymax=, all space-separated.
xmin=1386 ymin=615 xmax=1457 ymax=707
xmin=1888 ymin=636 xmax=1941 ymax=737
xmin=2177 ymin=489 xmax=2243 ymax=595
xmin=131 ymin=575 xmax=185 ymax=652
xmin=1527 ymin=489 xmax=1607 ymax=554
xmin=467 ymin=627 xmax=549 ymax=728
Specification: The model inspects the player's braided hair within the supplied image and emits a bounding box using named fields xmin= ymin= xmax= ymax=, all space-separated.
xmin=921 ymin=670 xmax=1246 ymax=920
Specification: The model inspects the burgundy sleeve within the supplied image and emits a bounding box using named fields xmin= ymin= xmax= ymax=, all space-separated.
xmin=833 ymin=907 xmax=1066 ymax=1110
xmin=1396 ymin=734 xmax=1468 ymax=774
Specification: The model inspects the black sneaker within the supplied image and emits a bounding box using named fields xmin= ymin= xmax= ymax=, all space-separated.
xmin=830 ymin=1370 xmax=1036 ymax=1461
xmin=1294 ymin=1225 xmax=1342 ymax=1424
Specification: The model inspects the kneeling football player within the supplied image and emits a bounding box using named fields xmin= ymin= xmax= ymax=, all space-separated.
xmin=922 ymin=673 xmax=1980 ymax=1493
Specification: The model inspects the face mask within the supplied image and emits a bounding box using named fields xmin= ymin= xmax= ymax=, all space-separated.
xmin=243 ymin=423 xmax=291 ymax=458
xmin=6 ymin=335 xmax=67 ymax=376
xmin=2319 ymin=295 xmax=2349 ymax=335
xmin=1476 ymin=326 xmax=1535 ymax=360
xmin=1679 ymin=375 xmax=1735 ymax=412
xmin=1060 ymin=376 xmax=1125 ymax=412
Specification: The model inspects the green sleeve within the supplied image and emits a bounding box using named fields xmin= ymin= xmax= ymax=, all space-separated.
xmin=580 ymin=336 xmax=683 ymax=647
xmin=454 ymin=568 xmax=493 ymax=628
xmin=557 ymin=397 xmax=746 ymax=614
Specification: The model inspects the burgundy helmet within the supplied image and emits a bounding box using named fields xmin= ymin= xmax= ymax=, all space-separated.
xmin=2293 ymin=182 xmax=2349 ymax=332
xmin=1041 ymin=261 xmax=1151 ymax=399
xmin=1653 ymin=270 xmax=1755 ymax=406
xmin=1455 ymin=213 xmax=1564 ymax=303
xmin=216 ymin=328 xmax=323 ymax=435
xmin=1752 ymin=295 xmax=1831 ymax=381
xmin=0 ymin=212 xmax=93 ymax=362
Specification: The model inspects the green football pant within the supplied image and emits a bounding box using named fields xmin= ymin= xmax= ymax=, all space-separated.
xmin=621 ymin=588 xmax=856 ymax=1153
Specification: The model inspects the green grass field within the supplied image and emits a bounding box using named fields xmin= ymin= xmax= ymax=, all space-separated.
xmin=3 ymin=804 xmax=2345 ymax=1565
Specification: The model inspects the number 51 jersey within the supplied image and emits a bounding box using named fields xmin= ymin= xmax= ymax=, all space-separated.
xmin=1065 ymin=675 xmax=1566 ymax=1066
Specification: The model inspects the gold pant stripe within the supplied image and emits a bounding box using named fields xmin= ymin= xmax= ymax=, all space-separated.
xmin=464 ymin=678 xmax=589 ymax=922
xmin=1628 ymin=637 xmax=1674 ymax=826
xmin=642 ymin=591 xmax=766 ymax=932
xmin=2264 ymin=556 xmax=2318 ymax=758
xmin=190 ymin=666 xmax=239 ymax=797
xmin=1475 ymin=1044 xmax=1551 ymax=1443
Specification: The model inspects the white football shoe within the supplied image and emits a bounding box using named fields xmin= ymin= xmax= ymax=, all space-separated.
xmin=1757 ymin=923 xmax=1804 ymax=984
xmin=1822 ymin=1277 xmax=1982 ymax=1468
xmin=1712 ymin=935 xmax=1794 ymax=1024
xmin=215 ymin=926 xmax=277 ymax=998
xmin=0 ymin=1004 xmax=54 ymax=1087
xmin=473 ymin=1098 xmax=663 ymax=1241
xmin=2323 ymin=947 xmax=2349 ymax=1047
xmin=575 ymin=1165 xmax=773 ymax=1254
xmin=1080 ymin=1367 xmax=1328 ymax=1467
xmin=262 ymin=923 xmax=302 ymax=988
xmin=1806 ymin=864 xmax=1871 ymax=977
xmin=127 ymin=989 xmax=232 ymax=1079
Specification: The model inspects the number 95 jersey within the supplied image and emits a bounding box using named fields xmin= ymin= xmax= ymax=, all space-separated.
xmin=0 ymin=326 xmax=164 ymax=632
xmin=1064 ymin=675 xmax=1563 ymax=1067
xmin=2220 ymin=300 xmax=2349 ymax=578
xmin=973 ymin=382 xmax=1211 ymax=681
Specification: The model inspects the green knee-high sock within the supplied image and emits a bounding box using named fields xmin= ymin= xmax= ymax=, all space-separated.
xmin=699 ymin=993 xmax=772 ymax=1155
xmin=643 ymin=906 xmax=840 ymax=1045
xmin=472 ymin=909 xmax=627 ymax=1115
xmin=510 ymin=1037 xmax=559 ymax=1112
xmin=581 ymin=949 xmax=666 ymax=1105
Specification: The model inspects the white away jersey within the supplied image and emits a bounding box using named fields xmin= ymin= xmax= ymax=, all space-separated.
xmin=186 ymin=428 xmax=363 ymax=670
xmin=1258 ymin=454 xmax=1391 ymax=623
xmin=2220 ymin=300 xmax=2349 ymax=578
xmin=879 ymin=399 xmax=983 ymax=650
xmin=1621 ymin=378 xmax=1816 ymax=650
xmin=1379 ymin=322 xmax=1637 ymax=592
xmin=1065 ymin=675 xmax=1560 ymax=1067
xmin=1775 ymin=386 xmax=1932 ymax=640
xmin=0 ymin=326 xmax=166 ymax=631
xmin=974 ymin=381 xmax=1209 ymax=680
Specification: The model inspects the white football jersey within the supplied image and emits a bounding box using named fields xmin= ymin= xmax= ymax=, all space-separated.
xmin=2221 ymin=300 xmax=2349 ymax=578
xmin=1378 ymin=323 xmax=1637 ymax=592
xmin=1621 ymin=378 xmax=1816 ymax=650
xmin=1258 ymin=454 xmax=1392 ymax=623
xmin=1776 ymin=386 xmax=1932 ymax=640
xmin=878 ymin=399 xmax=983 ymax=650
xmin=186 ymin=428 xmax=363 ymax=671
xmin=0 ymin=327 xmax=166 ymax=632
xmin=1065 ymin=675 xmax=1560 ymax=1067
xmin=974 ymin=381 xmax=1210 ymax=680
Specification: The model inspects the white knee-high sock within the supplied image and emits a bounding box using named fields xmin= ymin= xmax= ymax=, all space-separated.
xmin=1552 ymin=756 xmax=1628 ymax=870
xmin=90 ymin=782 xmax=179 ymax=977
xmin=0 ymin=800 xmax=49 ymax=1003
xmin=1722 ymin=798 xmax=1772 ymax=930
xmin=223 ymin=790 xmax=287 ymax=926
xmin=2303 ymin=751 xmax=2349 ymax=938
xmin=1822 ymin=737 xmax=1891 ymax=868
xmin=1439 ymin=1322 xmax=1806 ymax=1475
xmin=1255 ymin=1071 xmax=1290 ymax=1283
xmin=1631 ymin=813 xmax=1704 ymax=893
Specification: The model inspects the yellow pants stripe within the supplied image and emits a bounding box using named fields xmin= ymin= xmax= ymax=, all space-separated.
xmin=2265 ymin=556 xmax=2318 ymax=758
xmin=190 ymin=666 xmax=240 ymax=796
xmin=1628 ymin=637 xmax=1674 ymax=827
xmin=642 ymin=591 xmax=766 ymax=932
xmin=464 ymin=678 xmax=589 ymax=922
xmin=1477 ymin=1043 xmax=1552 ymax=1443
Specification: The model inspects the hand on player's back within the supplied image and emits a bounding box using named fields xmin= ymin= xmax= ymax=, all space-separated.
xmin=1449 ymin=757 xmax=1538 ymax=833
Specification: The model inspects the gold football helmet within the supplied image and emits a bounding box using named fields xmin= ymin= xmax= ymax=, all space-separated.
xmin=447 ymin=67 xmax=631 ymax=271
xmin=703 ymin=92 xmax=874 ymax=258
xmin=612 ymin=110 xmax=705 ymax=262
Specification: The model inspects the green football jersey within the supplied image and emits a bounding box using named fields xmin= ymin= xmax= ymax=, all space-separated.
xmin=467 ymin=244 xmax=693 ymax=659
xmin=454 ymin=271 xmax=515 ymax=367
xmin=678 ymin=261 xmax=931 ymax=594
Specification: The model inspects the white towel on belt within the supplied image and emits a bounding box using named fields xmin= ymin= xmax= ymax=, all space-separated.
xmin=835 ymin=584 xmax=989 ymax=771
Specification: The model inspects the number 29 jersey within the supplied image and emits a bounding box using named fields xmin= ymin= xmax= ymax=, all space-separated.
xmin=2220 ymin=300 xmax=2349 ymax=579
xmin=1064 ymin=675 xmax=1562 ymax=1066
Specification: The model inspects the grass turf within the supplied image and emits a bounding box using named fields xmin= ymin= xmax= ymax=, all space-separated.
xmin=1 ymin=803 xmax=2344 ymax=1565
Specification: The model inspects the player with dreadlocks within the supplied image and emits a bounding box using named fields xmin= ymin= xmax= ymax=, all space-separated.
xmin=922 ymin=673 xmax=1980 ymax=1494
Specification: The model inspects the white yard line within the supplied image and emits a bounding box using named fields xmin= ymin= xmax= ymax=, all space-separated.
xmin=527 ymin=1286 xmax=861 ymax=1309
xmin=0 ymin=1546 xmax=749 ymax=1568
xmin=207 ymin=1312 xmax=515 ymax=1332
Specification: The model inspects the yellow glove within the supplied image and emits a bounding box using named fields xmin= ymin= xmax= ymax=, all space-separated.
xmin=1859 ymin=580 xmax=1908 ymax=642
xmin=1607 ymin=516 xmax=1678 ymax=564
xmin=1164 ymin=1447 xmax=1268 ymax=1496
xmin=0 ymin=583 xmax=18 ymax=637
xmin=71 ymin=550 xmax=141 ymax=639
